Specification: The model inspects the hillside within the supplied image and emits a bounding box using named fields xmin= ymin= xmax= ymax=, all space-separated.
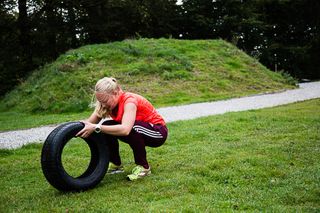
xmin=0 ymin=38 xmax=296 ymax=114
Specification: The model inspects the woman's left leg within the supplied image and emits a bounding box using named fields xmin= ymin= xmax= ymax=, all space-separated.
xmin=119 ymin=121 xmax=168 ymax=169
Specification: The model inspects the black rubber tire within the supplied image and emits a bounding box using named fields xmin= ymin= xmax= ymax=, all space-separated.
xmin=41 ymin=122 xmax=109 ymax=192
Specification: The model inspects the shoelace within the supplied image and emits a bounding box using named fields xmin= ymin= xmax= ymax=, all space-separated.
xmin=132 ymin=166 xmax=144 ymax=175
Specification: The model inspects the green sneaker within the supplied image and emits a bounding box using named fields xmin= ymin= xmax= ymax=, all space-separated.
xmin=127 ymin=165 xmax=151 ymax=181
xmin=107 ymin=162 xmax=124 ymax=174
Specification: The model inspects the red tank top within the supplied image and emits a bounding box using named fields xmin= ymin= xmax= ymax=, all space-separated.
xmin=110 ymin=92 xmax=166 ymax=126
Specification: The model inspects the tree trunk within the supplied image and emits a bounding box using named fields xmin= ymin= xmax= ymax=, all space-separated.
xmin=18 ymin=0 xmax=33 ymax=72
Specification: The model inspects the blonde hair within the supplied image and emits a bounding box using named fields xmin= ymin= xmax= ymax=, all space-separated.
xmin=92 ymin=77 xmax=121 ymax=118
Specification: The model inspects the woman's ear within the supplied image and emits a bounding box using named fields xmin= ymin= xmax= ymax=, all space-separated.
xmin=113 ymin=90 xmax=120 ymax=96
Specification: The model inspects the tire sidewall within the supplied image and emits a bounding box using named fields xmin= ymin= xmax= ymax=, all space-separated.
xmin=41 ymin=122 xmax=109 ymax=191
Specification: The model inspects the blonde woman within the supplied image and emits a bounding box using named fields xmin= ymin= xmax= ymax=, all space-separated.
xmin=76 ymin=77 xmax=168 ymax=181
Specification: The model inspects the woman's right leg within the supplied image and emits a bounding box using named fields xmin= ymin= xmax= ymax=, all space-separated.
xmin=84 ymin=127 xmax=121 ymax=166
xmin=101 ymin=120 xmax=122 ymax=166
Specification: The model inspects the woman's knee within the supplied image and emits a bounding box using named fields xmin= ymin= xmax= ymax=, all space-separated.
xmin=102 ymin=119 xmax=119 ymax=126
xmin=145 ymin=139 xmax=166 ymax=148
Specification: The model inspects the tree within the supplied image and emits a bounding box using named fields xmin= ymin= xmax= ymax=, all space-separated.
xmin=258 ymin=0 xmax=320 ymax=79
xmin=0 ymin=0 xmax=26 ymax=95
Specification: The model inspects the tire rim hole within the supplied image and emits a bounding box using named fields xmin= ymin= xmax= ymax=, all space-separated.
xmin=61 ymin=138 xmax=91 ymax=178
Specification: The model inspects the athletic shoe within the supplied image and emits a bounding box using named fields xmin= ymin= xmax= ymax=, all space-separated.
xmin=127 ymin=165 xmax=151 ymax=181
xmin=107 ymin=162 xmax=124 ymax=174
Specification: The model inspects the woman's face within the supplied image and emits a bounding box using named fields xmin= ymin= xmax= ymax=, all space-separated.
xmin=96 ymin=92 xmax=119 ymax=111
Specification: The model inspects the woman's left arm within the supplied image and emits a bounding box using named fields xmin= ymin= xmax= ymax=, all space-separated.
xmin=101 ymin=103 xmax=136 ymax=136
xmin=77 ymin=103 xmax=137 ymax=138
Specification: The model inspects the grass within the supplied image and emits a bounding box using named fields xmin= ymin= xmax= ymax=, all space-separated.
xmin=0 ymin=38 xmax=296 ymax=131
xmin=0 ymin=99 xmax=319 ymax=212
xmin=0 ymin=111 xmax=91 ymax=131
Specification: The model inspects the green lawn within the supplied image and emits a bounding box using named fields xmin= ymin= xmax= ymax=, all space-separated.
xmin=0 ymin=110 xmax=92 ymax=131
xmin=0 ymin=99 xmax=319 ymax=212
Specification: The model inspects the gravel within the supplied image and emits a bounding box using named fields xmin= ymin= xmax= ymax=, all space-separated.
xmin=1 ymin=81 xmax=319 ymax=149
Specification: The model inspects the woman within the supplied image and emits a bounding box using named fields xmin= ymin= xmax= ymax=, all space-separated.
xmin=76 ymin=77 xmax=168 ymax=181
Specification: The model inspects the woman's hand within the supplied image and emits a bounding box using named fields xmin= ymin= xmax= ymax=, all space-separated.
xmin=76 ymin=120 xmax=95 ymax=138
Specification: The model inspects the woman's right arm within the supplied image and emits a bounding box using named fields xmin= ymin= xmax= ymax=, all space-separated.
xmin=76 ymin=111 xmax=101 ymax=137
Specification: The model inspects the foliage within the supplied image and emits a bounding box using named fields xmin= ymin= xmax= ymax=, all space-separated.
xmin=0 ymin=99 xmax=319 ymax=211
xmin=255 ymin=0 xmax=320 ymax=80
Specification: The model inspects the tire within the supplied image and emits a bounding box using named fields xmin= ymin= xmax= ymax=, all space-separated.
xmin=41 ymin=122 xmax=109 ymax=192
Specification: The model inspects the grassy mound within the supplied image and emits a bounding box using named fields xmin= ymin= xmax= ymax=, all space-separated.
xmin=0 ymin=38 xmax=296 ymax=113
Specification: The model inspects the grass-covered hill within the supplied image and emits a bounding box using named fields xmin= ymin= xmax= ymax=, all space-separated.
xmin=0 ymin=38 xmax=295 ymax=114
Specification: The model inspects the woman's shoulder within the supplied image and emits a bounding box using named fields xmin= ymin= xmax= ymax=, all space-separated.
xmin=123 ymin=92 xmax=153 ymax=107
xmin=122 ymin=92 xmax=139 ymax=105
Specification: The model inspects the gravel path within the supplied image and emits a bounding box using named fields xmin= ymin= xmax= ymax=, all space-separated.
xmin=1 ymin=81 xmax=319 ymax=149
